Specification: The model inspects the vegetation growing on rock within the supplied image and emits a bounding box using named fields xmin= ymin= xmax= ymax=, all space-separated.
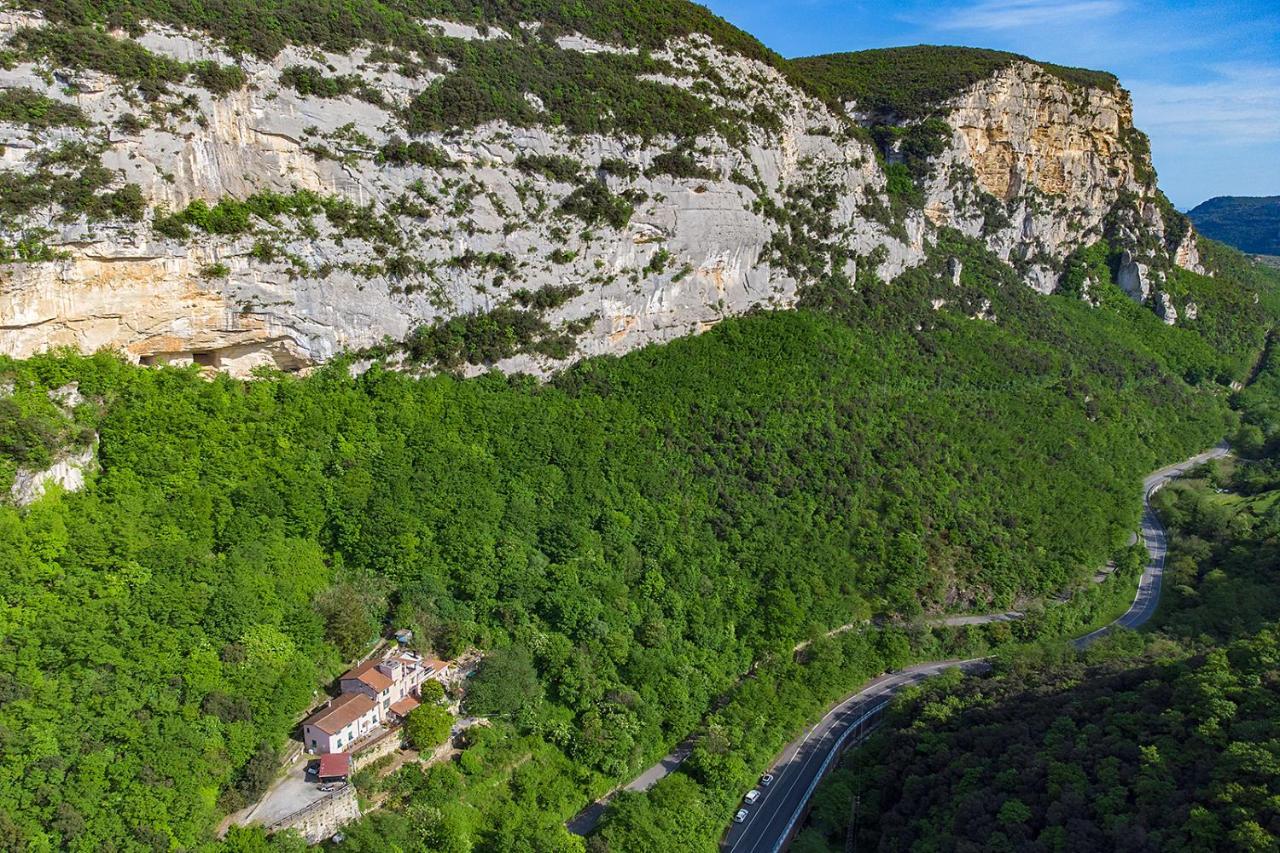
xmin=794 ymin=46 xmax=1119 ymax=120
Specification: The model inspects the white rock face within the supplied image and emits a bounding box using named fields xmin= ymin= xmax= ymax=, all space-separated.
xmin=10 ymin=440 xmax=97 ymax=506
xmin=0 ymin=15 xmax=1185 ymax=375
xmin=1156 ymin=291 xmax=1178 ymax=325
xmin=1174 ymin=225 xmax=1206 ymax=275
xmin=1117 ymin=251 xmax=1151 ymax=301
xmin=921 ymin=62 xmax=1173 ymax=294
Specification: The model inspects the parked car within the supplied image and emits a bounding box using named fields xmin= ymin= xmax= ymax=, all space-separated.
xmin=319 ymin=783 xmax=341 ymax=792
xmin=744 ymin=789 xmax=761 ymax=804
xmin=304 ymin=761 xmax=319 ymax=779
xmin=760 ymin=773 xmax=774 ymax=787
xmin=734 ymin=809 xmax=749 ymax=824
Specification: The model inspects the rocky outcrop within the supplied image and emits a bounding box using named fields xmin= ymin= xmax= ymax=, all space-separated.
xmin=0 ymin=12 xmax=1198 ymax=374
xmin=1174 ymin=225 xmax=1206 ymax=275
xmin=921 ymin=62 xmax=1182 ymax=296
xmin=1117 ymin=250 xmax=1152 ymax=300
xmin=10 ymin=440 xmax=97 ymax=506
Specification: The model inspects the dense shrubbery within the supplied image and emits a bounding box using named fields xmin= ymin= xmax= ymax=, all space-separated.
xmin=404 ymin=37 xmax=741 ymax=142
xmin=0 ymin=87 xmax=88 ymax=129
xmin=647 ymin=148 xmax=718 ymax=181
xmin=797 ymin=634 xmax=1280 ymax=853
xmin=13 ymin=25 xmax=243 ymax=97
xmin=514 ymin=153 xmax=583 ymax=183
xmin=377 ymin=137 xmax=457 ymax=169
xmin=278 ymin=65 xmax=385 ymax=106
xmin=19 ymin=0 xmax=779 ymax=66
xmin=794 ymin=46 xmax=1117 ymax=119
xmin=0 ymin=230 xmax=72 ymax=265
xmin=402 ymin=306 xmax=577 ymax=368
xmin=154 ymin=190 xmax=326 ymax=238
xmin=790 ymin=326 xmax=1280 ymax=853
xmin=0 ymin=250 xmax=1265 ymax=847
xmin=558 ymin=179 xmax=636 ymax=229
xmin=153 ymin=190 xmax=404 ymax=254
xmin=797 ymin=443 xmax=1280 ymax=852
xmin=17 ymin=1 xmax=780 ymax=141
xmin=0 ymin=142 xmax=145 ymax=223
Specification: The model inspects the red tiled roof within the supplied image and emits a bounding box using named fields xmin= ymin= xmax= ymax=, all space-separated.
xmin=303 ymin=693 xmax=375 ymax=735
xmin=318 ymin=752 xmax=350 ymax=779
xmin=341 ymin=658 xmax=393 ymax=692
xmin=389 ymin=695 xmax=420 ymax=717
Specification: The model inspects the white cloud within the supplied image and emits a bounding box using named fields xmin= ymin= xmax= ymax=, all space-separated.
xmin=927 ymin=0 xmax=1124 ymax=31
xmin=1129 ymin=64 xmax=1280 ymax=144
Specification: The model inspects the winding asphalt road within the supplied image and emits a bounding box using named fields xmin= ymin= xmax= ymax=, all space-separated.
xmin=720 ymin=443 xmax=1229 ymax=853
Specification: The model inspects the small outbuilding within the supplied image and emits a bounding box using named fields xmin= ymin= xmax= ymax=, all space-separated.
xmin=317 ymin=752 xmax=351 ymax=782
xmin=389 ymin=695 xmax=420 ymax=723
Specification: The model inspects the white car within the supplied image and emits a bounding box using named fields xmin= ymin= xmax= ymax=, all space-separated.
xmin=760 ymin=773 xmax=775 ymax=787
xmin=744 ymin=789 xmax=761 ymax=804
xmin=734 ymin=809 xmax=749 ymax=824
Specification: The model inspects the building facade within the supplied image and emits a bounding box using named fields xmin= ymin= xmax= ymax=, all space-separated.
xmin=302 ymin=649 xmax=452 ymax=754
xmin=302 ymin=693 xmax=380 ymax=754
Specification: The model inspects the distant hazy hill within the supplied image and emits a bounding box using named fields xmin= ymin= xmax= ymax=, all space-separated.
xmin=1188 ymin=196 xmax=1280 ymax=255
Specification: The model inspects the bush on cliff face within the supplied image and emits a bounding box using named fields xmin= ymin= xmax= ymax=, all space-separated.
xmin=0 ymin=88 xmax=88 ymax=129
xmin=13 ymin=25 xmax=244 ymax=98
xmin=0 ymin=142 xmax=145 ymax=223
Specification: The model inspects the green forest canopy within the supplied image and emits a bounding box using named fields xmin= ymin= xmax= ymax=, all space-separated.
xmin=1 ymin=236 xmax=1276 ymax=850
xmin=791 ymin=340 xmax=1280 ymax=853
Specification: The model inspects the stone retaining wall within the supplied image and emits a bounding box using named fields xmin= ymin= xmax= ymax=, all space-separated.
xmin=267 ymin=785 xmax=360 ymax=844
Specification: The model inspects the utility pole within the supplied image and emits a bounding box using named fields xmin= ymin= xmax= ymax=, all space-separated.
xmin=845 ymin=794 xmax=860 ymax=853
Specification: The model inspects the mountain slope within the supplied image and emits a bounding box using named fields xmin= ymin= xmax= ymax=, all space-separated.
xmin=0 ymin=238 xmax=1263 ymax=850
xmin=1188 ymin=195 xmax=1280 ymax=256
xmin=2 ymin=6 xmax=1280 ymax=850
xmin=0 ymin=5 xmax=1208 ymax=375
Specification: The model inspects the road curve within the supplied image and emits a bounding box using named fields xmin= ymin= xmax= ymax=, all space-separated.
xmin=721 ymin=443 xmax=1228 ymax=853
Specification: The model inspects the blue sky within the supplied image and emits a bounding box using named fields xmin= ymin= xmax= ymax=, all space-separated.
xmin=704 ymin=0 xmax=1280 ymax=209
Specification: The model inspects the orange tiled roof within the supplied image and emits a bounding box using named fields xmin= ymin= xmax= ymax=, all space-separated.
xmin=341 ymin=658 xmax=393 ymax=692
xmin=303 ymin=693 xmax=375 ymax=735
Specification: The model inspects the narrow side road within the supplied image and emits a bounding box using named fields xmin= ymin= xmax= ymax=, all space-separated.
xmin=721 ymin=443 xmax=1227 ymax=853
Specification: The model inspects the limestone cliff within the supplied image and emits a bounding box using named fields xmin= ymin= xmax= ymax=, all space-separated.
xmin=0 ymin=7 xmax=1204 ymax=376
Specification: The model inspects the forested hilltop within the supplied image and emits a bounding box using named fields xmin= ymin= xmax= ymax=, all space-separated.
xmin=1188 ymin=196 xmax=1280 ymax=257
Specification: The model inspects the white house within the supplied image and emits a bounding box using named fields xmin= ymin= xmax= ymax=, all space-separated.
xmin=301 ymin=692 xmax=380 ymax=754
xmin=339 ymin=651 xmax=432 ymax=717
xmin=303 ymin=649 xmax=455 ymax=754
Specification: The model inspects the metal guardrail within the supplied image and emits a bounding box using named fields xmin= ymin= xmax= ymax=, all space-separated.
xmin=769 ymin=699 xmax=891 ymax=853
xmin=265 ymin=783 xmax=351 ymax=832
